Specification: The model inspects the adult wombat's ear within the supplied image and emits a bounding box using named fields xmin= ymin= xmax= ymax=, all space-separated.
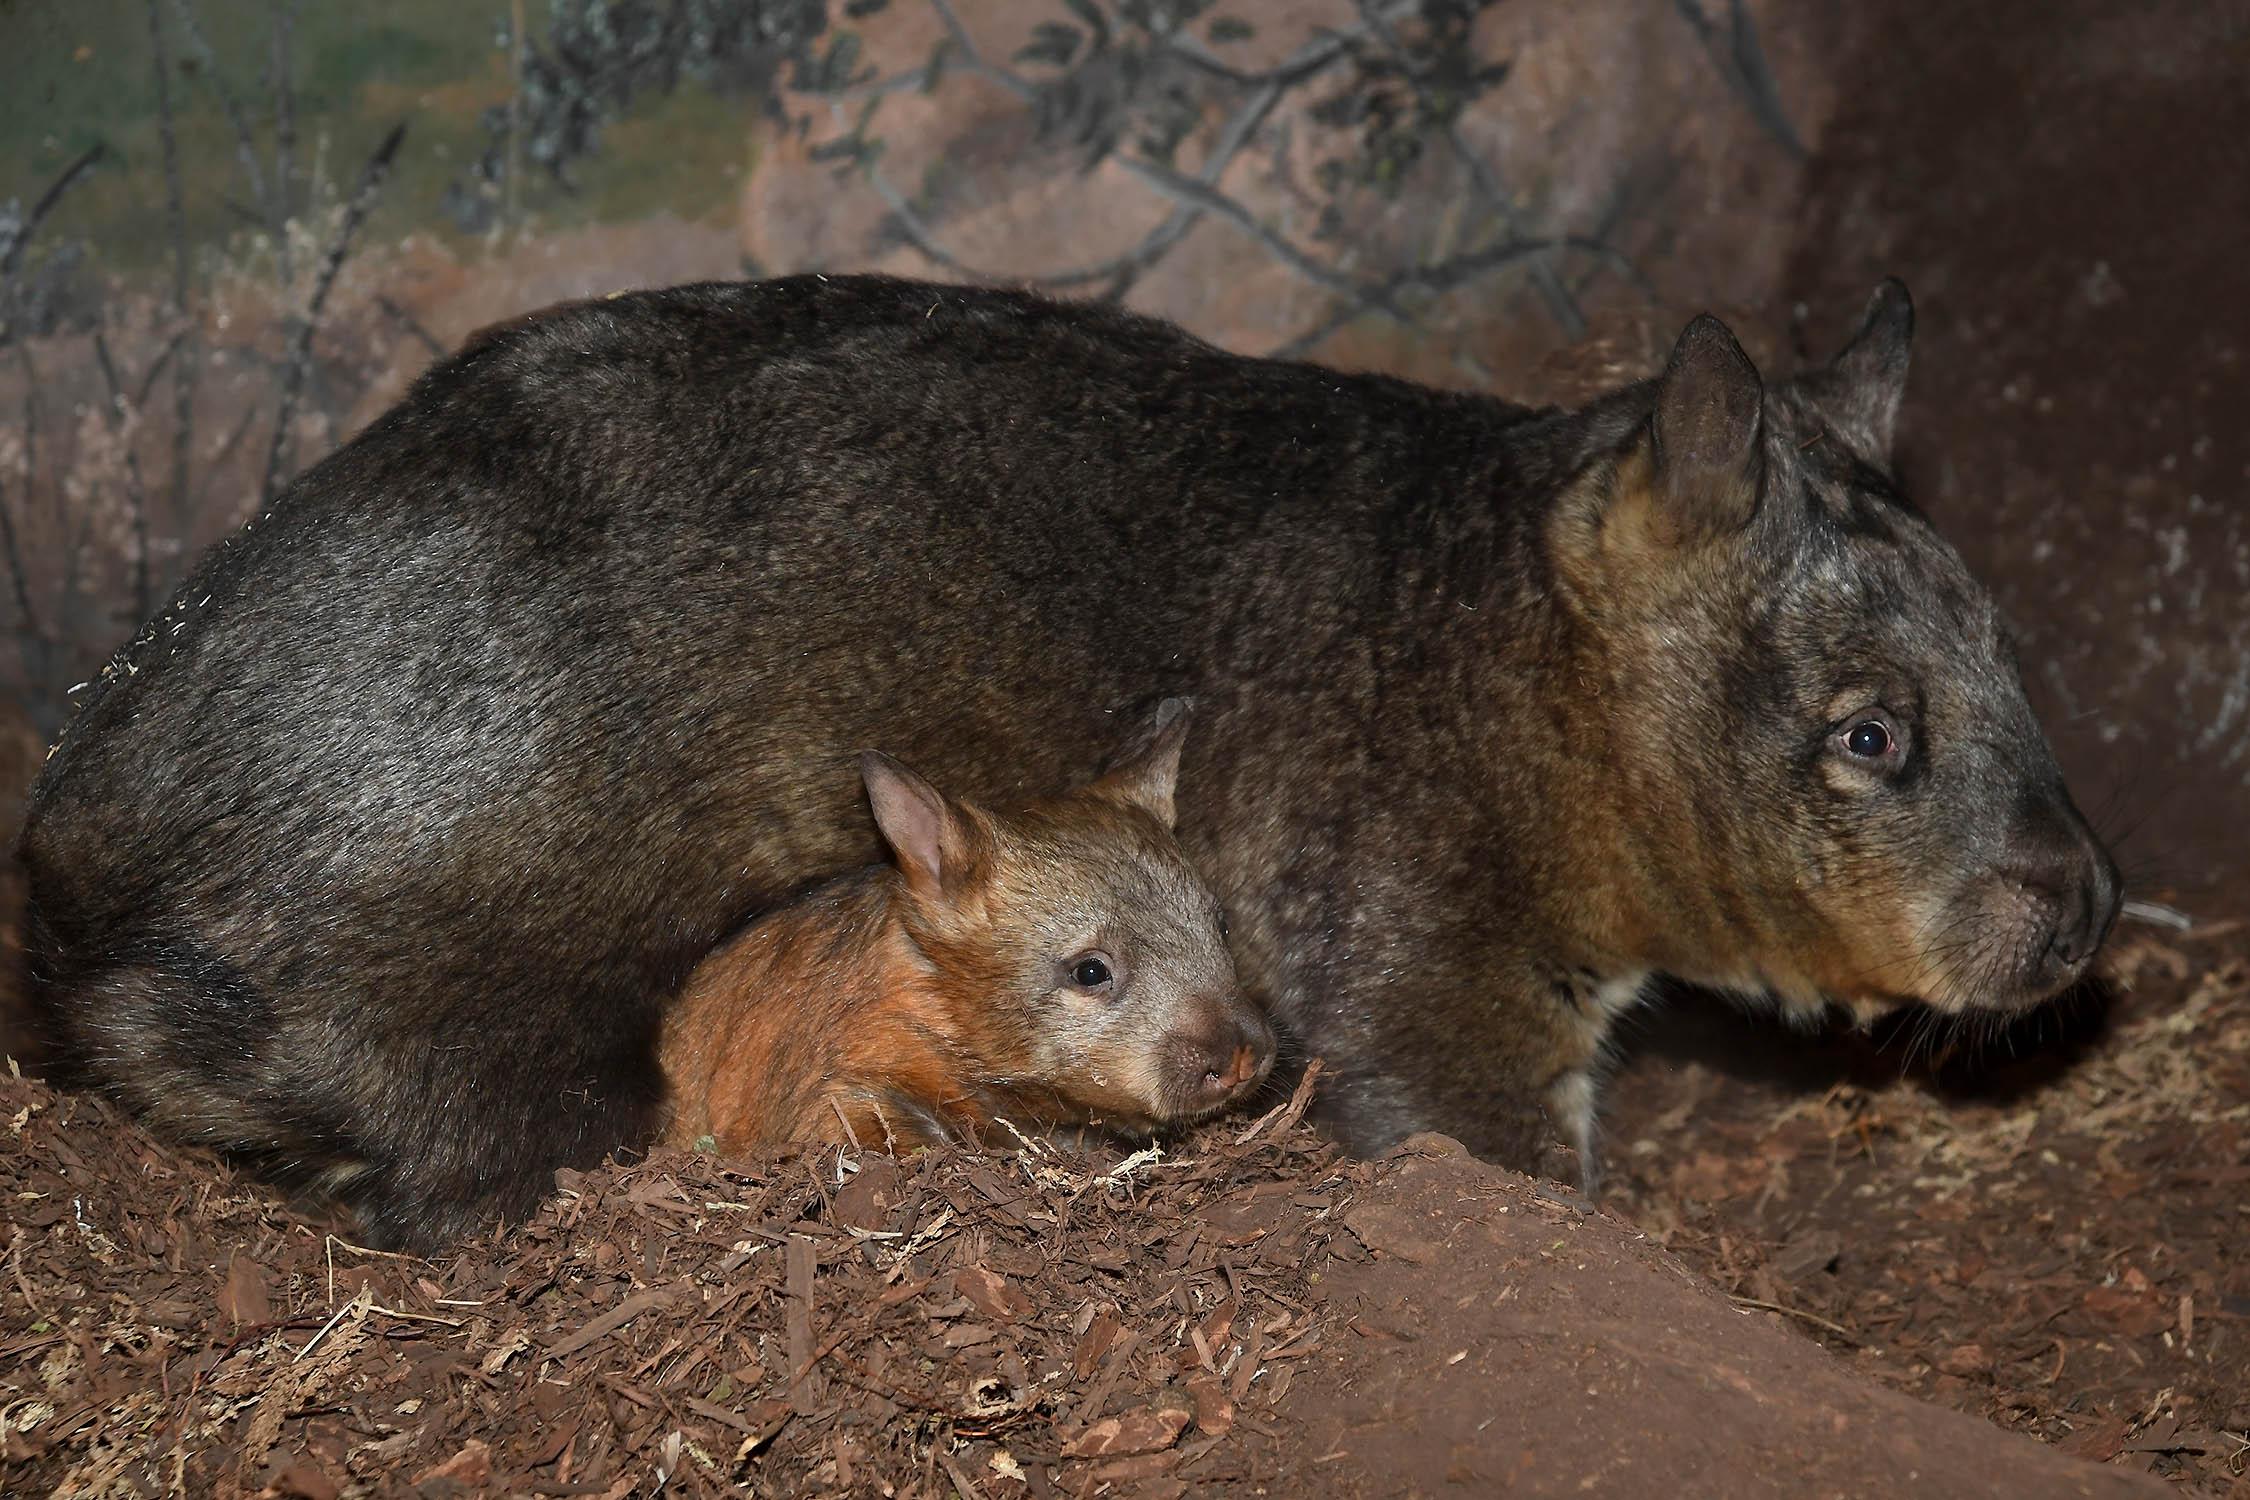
xmin=1648 ymin=312 xmax=1766 ymax=541
xmin=861 ymin=752 xmax=984 ymax=900
xmin=1803 ymin=278 xmax=1913 ymax=468
xmin=1093 ymin=697 xmax=1193 ymax=828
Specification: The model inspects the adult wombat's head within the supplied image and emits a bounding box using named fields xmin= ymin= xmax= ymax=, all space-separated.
xmin=1548 ymin=281 xmax=2119 ymax=1019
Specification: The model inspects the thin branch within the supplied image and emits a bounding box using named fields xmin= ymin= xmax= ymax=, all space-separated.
xmin=131 ymin=328 xmax=191 ymax=408
xmin=0 ymin=465 xmax=39 ymax=648
xmin=1266 ymin=235 xmax=1647 ymax=361
xmin=191 ymin=402 xmax=262 ymax=516
xmin=0 ymin=145 xmax=108 ymax=286
xmin=374 ymin=294 xmax=447 ymax=358
xmin=27 ymin=337 xmax=97 ymax=687
xmin=1671 ymin=0 xmax=1806 ymax=160
xmin=1351 ymin=0 xmax=1585 ymax=338
xmin=1117 ymin=155 xmax=1413 ymax=324
xmin=853 ymin=69 xmax=1285 ymax=297
xmin=506 ymin=0 xmax=527 ymax=235
xmin=921 ymin=0 xmax=1036 ymax=103
xmin=269 ymin=0 xmax=304 ymax=281
xmin=147 ymin=0 xmax=199 ymax=576
xmin=870 ymin=0 xmax=1441 ymax=307
xmin=166 ymin=0 xmax=273 ymax=230
xmin=1154 ymin=1 xmax=1422 ymax=91
xmin=0 ymin=142 xmax=108 ymax=349
xmin=91 ymin=333 xmax=158 ymax=620
xmin=261 ymin=121 xmax=407 ymax=504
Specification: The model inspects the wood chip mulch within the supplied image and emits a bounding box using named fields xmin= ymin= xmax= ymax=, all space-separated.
xmin=2 ymin=1062 xmax=1348 ymax=1498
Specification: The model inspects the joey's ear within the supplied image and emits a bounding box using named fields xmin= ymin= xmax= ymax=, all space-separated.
xmin=861 ymin=752 xmax=981 ymax=898
xmin=1091 ymin=697 xmax=1192 ymax=828
xmin=1648 ymin=313 xmax=1766 ymax=541
xmin=1801 ymin=277 xmax=1913 ymax=468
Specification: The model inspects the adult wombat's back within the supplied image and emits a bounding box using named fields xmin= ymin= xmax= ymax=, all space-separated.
xmin=22 ymin=275 xmax=1477 ymax=1247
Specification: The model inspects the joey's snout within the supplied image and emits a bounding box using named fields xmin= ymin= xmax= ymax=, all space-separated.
xmin=1163 ymin=1002 xmax=1276 ymax=1118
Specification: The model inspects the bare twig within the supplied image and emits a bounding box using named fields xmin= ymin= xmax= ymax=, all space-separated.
xmin=868 ymin=0 xmax=1627 ymax=355
xmin=1154 ymin=0 xmax=1422 ymax=91
xmin=0 ymin=465 xmax=39 ymax=648
xmin=261 ymin=121 xmax=408 ymax=504
xmin=20 ymin=345 xmax=65 ymax=645
xmin=922 ymin=0 xmax=1036 ymax=103
xmin=147 ymin=0 xmax=200 ymax=594
xmin=91 ymin=333 xmax=158 ymax=620
xmin=1118 ymin=155 xmax=1412 ymax=323
xmin=0 ymin=146 xmax=107 ymax=285
xmin=0 ymin=143 xmax=107 ymax=660
xmin=270 ymin=0 xmax=306 ymax=279
xmin=1267 ymin=234 xmax=1648 ymax=360
xmin=0 ymin=143 xmax=108 ymax=349
xmin=874 ymin=0 xmax=1414 ymax=301
xmin=1730 ymin=1295 xmax=1859 ymax=1343
xmin=374 ymin=293 xmax=447 ymax=358
xmin=1351 ymin=0 xmax=1586 ymax=338
xmin=130 ymin=328 xmax=190 ymax=408
xmin=1672 ymin=0 xmax=1806 ymax=160
xmin=0 ymin=139 xmax=106 ymax=652
xmin=507 ymin=0 xmax=527 ymax=235
xmin=167 ymin=0 xmax=274 ymax=234
xmin=855 ymin=70 xmax=1284 ymax=298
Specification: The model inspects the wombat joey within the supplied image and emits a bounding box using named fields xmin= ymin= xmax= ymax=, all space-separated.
xmin=661 ymin=699 xmax=1274 ymax=1155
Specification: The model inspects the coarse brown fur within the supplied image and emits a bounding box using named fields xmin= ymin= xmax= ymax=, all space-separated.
xmin=19 ymin=273 xmax=2119 ymax=1249
xmin=661 ymin=705 xmax=1272 ymax=1155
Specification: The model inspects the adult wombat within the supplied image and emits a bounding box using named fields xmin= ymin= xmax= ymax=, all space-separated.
xmin=20 ymin=274 xmax=2119 ymax=1250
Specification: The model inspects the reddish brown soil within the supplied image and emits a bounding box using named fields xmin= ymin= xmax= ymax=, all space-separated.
xmin=1 ymin=1059 xmax=2171 ymax=1500
xmin=1606 ymin=933 xmax=2250 ymax=1496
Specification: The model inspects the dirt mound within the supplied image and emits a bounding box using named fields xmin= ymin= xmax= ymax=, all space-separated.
xmin=1299 ymin=1138 xmax=2159 ymax=1500
xmin=2 ymin=1052 xmax=2164 ymax=1499
xmin=1606 ymin=934 xmax=2250 ymax=1495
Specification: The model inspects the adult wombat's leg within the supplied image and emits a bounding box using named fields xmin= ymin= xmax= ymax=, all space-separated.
xmin=21 ymin=876 xmax=670 ymax=1251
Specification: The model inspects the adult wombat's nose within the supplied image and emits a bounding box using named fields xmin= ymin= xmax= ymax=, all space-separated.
xmin=2050 ymin=840 xmax=2122 ymax=968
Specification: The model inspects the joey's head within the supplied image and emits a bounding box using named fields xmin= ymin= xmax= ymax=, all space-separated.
xmin=1547 ymin=281 xmax=2120 ymax=1019
xmin=860 ymin=699 xmax=1273 ymax=1131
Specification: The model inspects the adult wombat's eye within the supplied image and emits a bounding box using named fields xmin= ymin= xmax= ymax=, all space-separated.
xmin=1069 ymin=956 xmax=1114 ymax=991
xmin=1834 ymin=711 xmax=1908 ymax=772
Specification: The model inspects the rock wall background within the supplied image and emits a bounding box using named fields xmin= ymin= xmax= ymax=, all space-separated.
xmin=1 ymin=0 xmax=2241 ymax=909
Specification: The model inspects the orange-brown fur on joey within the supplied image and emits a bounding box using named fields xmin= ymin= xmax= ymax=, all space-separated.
xmin=659 ymin=701 xmax=1274 ymax=1155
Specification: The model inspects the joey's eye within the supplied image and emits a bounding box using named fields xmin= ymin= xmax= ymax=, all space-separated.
xmin=1069 ymin=956 xmax=1113 ymax=990
xmin=1845 ymin=720 xmax=1892 ymax=759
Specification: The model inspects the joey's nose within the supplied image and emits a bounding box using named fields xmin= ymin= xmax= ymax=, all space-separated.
xmin=1213 ymin=1043 xmax=1260 ymax=1091
xmin=1191 ymin=1014 xmax=1275 ymax=1107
